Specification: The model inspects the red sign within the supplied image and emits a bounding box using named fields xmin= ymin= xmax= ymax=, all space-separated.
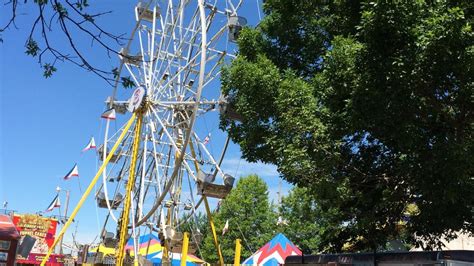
xmin=12 ymin=214 xmax=59 ymax=263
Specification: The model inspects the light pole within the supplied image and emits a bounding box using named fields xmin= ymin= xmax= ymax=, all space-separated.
xmin=56 ymin=186 xmax=70 ymax=255
xmin=2 ymin=201 xmax=7 ymax=215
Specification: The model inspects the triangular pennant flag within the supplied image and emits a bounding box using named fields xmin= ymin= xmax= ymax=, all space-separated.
xmin=82 ymin=137 xmax=96 ymax=152
xmin=203 ymin=133 xmax=211 ymax=145
xmin=45 ymin=195 xmax=61 ymax=212
xmin=101 ymin=108 xmax=116 ymax=120
xmin=222 ymin=219 xmax=229 ymax=236
xmin=64 ymin=164 xmax=79 ymax=180
xmin=277 ymin=216 xmax=289 ymax=226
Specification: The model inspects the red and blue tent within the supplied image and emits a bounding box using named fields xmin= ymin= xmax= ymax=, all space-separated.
xmin=125 ymin=233 xmax=205 ymax=265
xmin=242 ymin=233 xmax=302 ymax=266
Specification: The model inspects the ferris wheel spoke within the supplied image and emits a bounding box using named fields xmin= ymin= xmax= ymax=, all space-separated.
xmin=150 ymin=106 xmax=198 ymax=181
xmin=152 ymin=6 xmax=201 ymax=90
xmin=193 ymin=132 xmax=225 ymax=179
xmin=138 ymin=27 xmax=149 ymax=85
xmin=154 ymin=2 xmax=188 ymax=76
xmin=148 ymin=7 xmax=157 ymax=89
xmin=137 ymin=127 xmax=149 ymax=220
xmin=123 ymin=64 xmax=142 ymax=87
xmin=149 ymin=121 xmax=165 ymax=196
xmin=152 ymin=51 xmax=202 ymax=100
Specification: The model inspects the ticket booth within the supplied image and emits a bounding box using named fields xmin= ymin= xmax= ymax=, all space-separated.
xmin=0 ymin=214 xmax=20 ymax=266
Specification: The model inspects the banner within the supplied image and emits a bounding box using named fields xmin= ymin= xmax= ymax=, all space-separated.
xmin=16 ymin=253 xmax=65 ymax=265
xmin=12 ymin=214 xmax=59 ymax=262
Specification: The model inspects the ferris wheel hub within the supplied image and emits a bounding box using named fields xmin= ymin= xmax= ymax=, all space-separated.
xmin=127 ymin=86 xmax=147 ymax=113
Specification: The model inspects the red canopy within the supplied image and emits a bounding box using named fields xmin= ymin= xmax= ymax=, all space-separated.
xmin=0 ymin=214 xmax=20 ymax=240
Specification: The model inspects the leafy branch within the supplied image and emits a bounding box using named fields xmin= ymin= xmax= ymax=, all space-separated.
xmin=1 ymin=0 xmax=134 ymax=87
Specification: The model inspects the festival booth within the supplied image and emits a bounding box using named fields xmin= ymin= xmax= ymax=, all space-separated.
xmin=12 ymin=214 xmax=65 ymax=265
xmin=0 ymin=214 xmax=21 ymax=265
xmin=242 ymin=233 xmax=302 ymax=266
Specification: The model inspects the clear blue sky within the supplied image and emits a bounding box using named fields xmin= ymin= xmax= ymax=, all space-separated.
xmin=0 ymin=0 xmax=290 ymax=246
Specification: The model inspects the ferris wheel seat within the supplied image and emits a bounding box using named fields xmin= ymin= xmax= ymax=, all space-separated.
xmin=219 ymin=94 xmax=243 ymax=121
xmin=97 ymin=192 xmax=123 ymax=210
xmin=197 ymin=182 xmax=232 ymax=199
xmin=105 ymin=97 xmax=128 ymax=114
xmin=169 ymin=239 xmax=198 ymax=254
xmin=102 ymin=231 xmax=118 ymax=248
xmin=228 ymin=15 xmax=247 ymax=42
xmin=197 ymin=170 xmax=216 ymax=183
xmin=98 ymin=145 xmax=122 ymax=163
xmin=119 ymin=48 xmax=143 ymax=66
xmin=136 ymin=2 xmax=160 ymax=22
xmin=184 ymin=203 xmax=193 ymax=211
xmin=163 ymin=200 xmax=174 ymax=208
xmin=160 ymin=228 xmax=200 ymax=254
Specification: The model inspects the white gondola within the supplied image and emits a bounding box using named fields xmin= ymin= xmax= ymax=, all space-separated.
xmin=102 ymin=231 xmax=118 ymax=248
xmin=184 ymin=203 xmax=193 ymax=211
xmin=119 ymin=48 xmax=142 ymax=66
xmin=97 ymin=192 xmax=123 ymax=210
xmin=159 ymin=226 xmax=199 ymax=254
xmin=135 ymin=2 xmax=160 ymax=22
xmin=228 ymin=15 xmax=247 ymax=42
xmin=105 ymin=97 xmax=127 ymax=114
xmin=219 ymin=94 xmax=243 ymax=121
xmin=197 ymin=170 xmax=234 ymax=199
xmin=97 ymin=145 xmax=121 ymax=163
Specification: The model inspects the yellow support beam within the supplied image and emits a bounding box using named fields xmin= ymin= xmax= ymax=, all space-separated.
xmin=40 ymin=114 xmax=137 ymax=266
xmin=116 ymin=114 xmax=143 ymax=266
xmin=234 ymin=239 xmax=241 ymax=266
xmin=163 ymin=208 xmax=171 ymax=265
xmin=192 ymin=141 xmax=224 ymax=265
xmin=181 ymin=232 xmax=190 ymax=266
xmin=204 ymin=196 xmax=224 ymax=266
xmin=188 ymin=140 xmax=200 ymax=175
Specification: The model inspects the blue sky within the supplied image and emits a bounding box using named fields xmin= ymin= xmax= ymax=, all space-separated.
xmin=0 ymin=1 xmax=291 ymax=247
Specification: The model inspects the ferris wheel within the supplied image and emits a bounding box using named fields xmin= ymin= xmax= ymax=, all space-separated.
xmin=94 ymin=0 xmax=247 ymax=264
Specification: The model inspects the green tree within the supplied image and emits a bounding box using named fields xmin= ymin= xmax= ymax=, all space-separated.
xmin=279 ymin=186 xmax=323 ymax=254
xmin=221 ymin=1 xmax=474 ymax=251
xmin=200 ymin=174 xmax=277 ymax=263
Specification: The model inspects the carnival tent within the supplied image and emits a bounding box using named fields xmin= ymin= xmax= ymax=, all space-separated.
xmin=147 ymin=250 xmax=206 ymax=266
xmin=125 ymin=233 xmax=162 ymax=256
xmin=242 ymin=233 xmax=302 ymax=266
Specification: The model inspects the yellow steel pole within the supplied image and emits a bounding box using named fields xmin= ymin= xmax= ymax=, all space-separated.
xmin=116 ymin=114 xmax=143 ymax=266
xmin=180 ymin=232 xmax=190 ymax=266
xmin=189 ymin=141 xmax=200 ymax=174
xmin=234 ymin=239 xmax=241 ymax=266
xmin=162 ymin=208 xmax=171 ymax=265
xmin=204 ymin=196 xmax=224 ymax=266
xmin=191 ymin=138 xmax=226 ymax=264
xmin=40 ymin=114 xmax=137 ymax=266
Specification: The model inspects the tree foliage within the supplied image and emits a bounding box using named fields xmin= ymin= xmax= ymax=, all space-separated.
xmin=221 ymin=0 xmax=474 ymax=251
xmin=279 ymin=186 xmax=323 ymax=254
xmin=200 ymin=175 xmax=276 ymax=263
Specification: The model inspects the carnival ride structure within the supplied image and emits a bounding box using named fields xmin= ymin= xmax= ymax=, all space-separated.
xmin=40 ymin=0 xmax=251 ymax=265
